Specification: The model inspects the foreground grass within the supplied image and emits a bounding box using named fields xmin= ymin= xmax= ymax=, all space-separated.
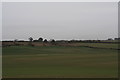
xmin=2 ymin=46 xmax=118 ymax=78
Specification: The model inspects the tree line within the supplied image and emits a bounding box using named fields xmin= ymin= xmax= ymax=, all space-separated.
xmin=3 ymin=37 xmax=120 ymax=43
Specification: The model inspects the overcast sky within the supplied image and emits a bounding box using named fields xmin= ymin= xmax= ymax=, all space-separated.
xmin=2 ymin=2 xmax=118 ymax=41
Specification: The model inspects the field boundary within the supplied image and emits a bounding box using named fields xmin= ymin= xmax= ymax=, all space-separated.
xmin=79 ymin=46 xmax=120 ymax=50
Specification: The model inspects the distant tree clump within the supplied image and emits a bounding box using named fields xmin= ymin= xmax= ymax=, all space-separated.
xmin=38 ymin=37 xmax=43 ymax=42
xmin=50 ymin=39 xmax=55 ymax=43
xmin=50 ymin=39 xmax=56 ymax=45
xmin=44 ymin=39 xmax=48 ymax=43
xmin=14 ymin=39 xmax=18 ymax=45
xmin=33 ymin=40 xmax=38 ymax=42
xmin=108 ymin=38 xmax=113 ymax=40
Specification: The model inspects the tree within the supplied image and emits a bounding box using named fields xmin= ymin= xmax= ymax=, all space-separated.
xmin=14 ymin=39 xmax=18 ymax=45
xmin=51 ymin=39 xmax=55 ymax=43
xmin=28 ymin=37 xmax=34 ymax=46
xmin=50 ymin=39 xmax=56 ymax=45
xmin=44 ymin=39 xmax=48 ymax=43
xmin=29 ymin=37 xmax=33 ymax=42
xmin=38 ymin=37 xmax=43 ymax=42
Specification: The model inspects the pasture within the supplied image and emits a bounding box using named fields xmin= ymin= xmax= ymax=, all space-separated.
xmin=2 ymin=43 xmax=118 ymax=78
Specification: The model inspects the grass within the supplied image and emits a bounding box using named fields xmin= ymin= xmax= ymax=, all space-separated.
xmin=77 ymin=43 xmax=118 ymax=49
xmin=2 ymin=44 xmax=118 ymax=78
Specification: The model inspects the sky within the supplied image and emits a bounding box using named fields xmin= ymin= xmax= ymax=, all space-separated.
xmin=1 ymin=0 xmax=119 ymax=2
xmin=0 ymin=2 xmax=2 ymax=41
xmin=2 ymin=2 xmax=118 ymax=41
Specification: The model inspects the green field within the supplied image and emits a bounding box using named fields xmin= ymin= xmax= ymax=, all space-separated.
xmin=77 ymin=43 xmax=118 ymax=49
xmin=2 ymin=44 xmax=118 ymax=78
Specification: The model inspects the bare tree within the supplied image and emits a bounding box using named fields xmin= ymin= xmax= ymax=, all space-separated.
xmin=29 ymin=37 xmax=33 ymax=42
xmin=28 ymin=37 xmax=33 ymax=46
